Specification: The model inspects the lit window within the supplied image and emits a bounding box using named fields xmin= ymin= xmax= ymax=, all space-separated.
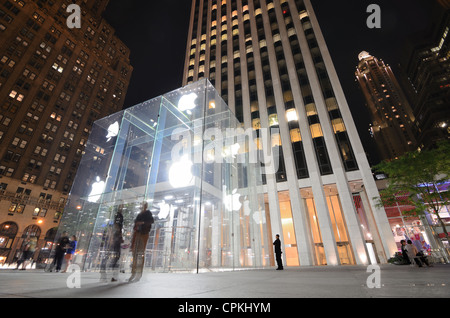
xmin=252 ymin=118 xmax=261 ymax=130
xmin=310 ymin=123 xmax=323 ymax=138
xmin=272 ymin=133 xmax=282 ymax=147
xmin=269 ymin=114 xmax=279 ymax=127
xmin=290 ymin=128 xmax=302 ymax=143
xmin=331 ymin=118 xmax=346 ymax=133
xmin=305 ymin=103 xmax=317 ymax=116
xmin=286 ymin=109 xmax=298 ymax=122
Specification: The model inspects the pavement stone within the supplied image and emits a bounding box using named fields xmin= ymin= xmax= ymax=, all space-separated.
xmin=0 ymin=264 xmax=449 ymax=299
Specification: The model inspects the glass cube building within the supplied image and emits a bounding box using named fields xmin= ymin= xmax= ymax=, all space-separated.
xmin=53 ymin=80 xmax=271 ymax=273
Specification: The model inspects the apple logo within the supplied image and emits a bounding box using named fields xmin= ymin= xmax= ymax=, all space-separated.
xmin=230 ymin=143 xmax=240 ymax=158
xmin=252 ymin=210 xmax=266 ymax=224
xmin=223 ymin=142 xmax=241 ymax=159
xmin=169 ymin=155 xmax=194 ymax=188
xmin=242 ymin=197 xmax=266 ymax=223
xmin=158 ymin=201 xmax=172 ymax=219
xmin=223 ymin=186 xmax=242 ymax=212
xmin=178 ymin=93 xmax=198 ymax=112
xmin=106 ymin=121 xmax=119 ymax=142
xmin=88 ymin=176 xmax=105 ymax=203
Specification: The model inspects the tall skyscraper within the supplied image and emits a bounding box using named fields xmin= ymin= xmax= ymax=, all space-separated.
xmin=356 ymin=51 xmax=417 ymax=161
xmin=400 ymin=1 xmax=450 ymax=149
xmin=0 ymin=0 xmax=132 ymax=265
xmin=182 ymin=0 xmax=397 ymax=266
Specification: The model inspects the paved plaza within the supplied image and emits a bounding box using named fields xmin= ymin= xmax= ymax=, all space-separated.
xmin=0 ymin=264 xmax=449 ymax=299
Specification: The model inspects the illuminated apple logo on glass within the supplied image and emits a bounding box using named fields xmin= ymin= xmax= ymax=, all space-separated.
xmin=243 ymin=197 xmax=266 ymax=223
xmin=158 ymin=201 xmax=171 ymax=219
xmin=88 ymin=176 xmax=106 ymax=203
xmin=252 ymin=210 xmax=266 ymax=224
xmin=106 ymin=121 xmax=119 ymax=142
xmin=223 ymin=187 xmax=242 ymax=212
xmin=178 ymin=93 xmax=198 ymax=112
xmin=169 ymin=155 xmax=194 ymax=188
xmin=223 ymin=143 xmax=241 ymax=159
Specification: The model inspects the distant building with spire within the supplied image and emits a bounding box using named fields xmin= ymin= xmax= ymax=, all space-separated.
xmin=355 ymin=51 xmax=417 ymax=161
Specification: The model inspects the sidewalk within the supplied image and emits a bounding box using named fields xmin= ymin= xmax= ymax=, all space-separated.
xmin=0 ymin=264 xmax=449 ymax=298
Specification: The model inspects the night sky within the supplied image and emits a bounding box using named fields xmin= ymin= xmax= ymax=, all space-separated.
xmin=103 ymin=0 xmax=436 ymax=165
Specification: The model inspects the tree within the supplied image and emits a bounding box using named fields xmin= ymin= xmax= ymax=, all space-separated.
xmin=373 ymin=140 xmax=450 ymax=238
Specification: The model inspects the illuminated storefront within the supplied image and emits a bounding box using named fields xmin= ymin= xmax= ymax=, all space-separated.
xmin=379 ymin=180 xmax=450 ymax=263
xmin=53 ymin=80 xmax=271 ymax=272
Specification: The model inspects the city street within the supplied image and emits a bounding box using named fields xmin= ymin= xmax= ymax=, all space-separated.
xmin=0 ymin=264 xmax=449 ymax=299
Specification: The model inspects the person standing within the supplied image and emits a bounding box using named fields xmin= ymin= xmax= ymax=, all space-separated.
xmin=52 ymin=232 xmax=69 ymax=272
xmin=405 ymin=239 xmax=422 ymax=267
xmin=406 ymin=239 xmax=431 ymax=267
xmin=400 ymin=240 xmax=411 ymax=265
xmin=61 ymin=235 xmax=77 ymax=273
xmin=128 ymin=202 xmax=154 ymax=283
xmin=15 ymin=237 xmax=37 ymax=270
xmin=273 ymin=234 xmax=284 ymax=270
xmin=100 ymin=205 xmax=124 ymax=282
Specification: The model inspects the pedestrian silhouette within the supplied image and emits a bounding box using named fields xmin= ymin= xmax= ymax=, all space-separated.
xmin=15 ymin=237 xmax=37 ymax=270
xmin=128 ymin=202 xmax=154 ymax=283
xmin=52 ymin=232 xmax=69 ymax=272
xmin=100 ymin=205 xmax=124 ymax=282
xmin=273 ymin=234 xmax=284 ymax=270
xmin=406 ymin=239 xmax=431 ymax=267
xmin=61 ymin=235 xmax=77 ymax=273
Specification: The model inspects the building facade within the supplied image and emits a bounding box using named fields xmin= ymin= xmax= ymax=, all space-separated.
xmin=182 ymin=0 xmax=397 ymax=266
xmin=355 ymin=51 xmax=417 ymax=161
xmin=399 ymin=2 xmax=450 ymax=150
xmin=0 ymin=0 xmax=132 ymax=266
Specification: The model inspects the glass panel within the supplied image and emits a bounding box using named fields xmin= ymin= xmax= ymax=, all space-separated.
xmin=352 ymin=194 xmax=373 ymax=241
xmin=326 ymin=194 xmax=355 ymax=265
xmin=278 ymin=191 xmax=299 ymax=266
xmin=305 ymin=197 xmax=326 ymax=265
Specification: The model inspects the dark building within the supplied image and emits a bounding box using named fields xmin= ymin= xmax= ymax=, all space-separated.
xmin=0 ymin=0 xmax=132 ymax=265
xmin=400 ymin=0 xmax=450 ymax=149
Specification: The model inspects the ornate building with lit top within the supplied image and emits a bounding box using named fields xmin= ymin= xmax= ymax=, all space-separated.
xmin=355 ymin=51 xmax=417 ymax=161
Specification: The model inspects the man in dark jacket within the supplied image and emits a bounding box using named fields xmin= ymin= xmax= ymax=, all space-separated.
xmin=129 ymin=202 xmax=154 ymax=283
xmin=52 ymin=232 xmax=69 ymax=272
xmin=273 ymin=234 xmax=283 ymax=270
